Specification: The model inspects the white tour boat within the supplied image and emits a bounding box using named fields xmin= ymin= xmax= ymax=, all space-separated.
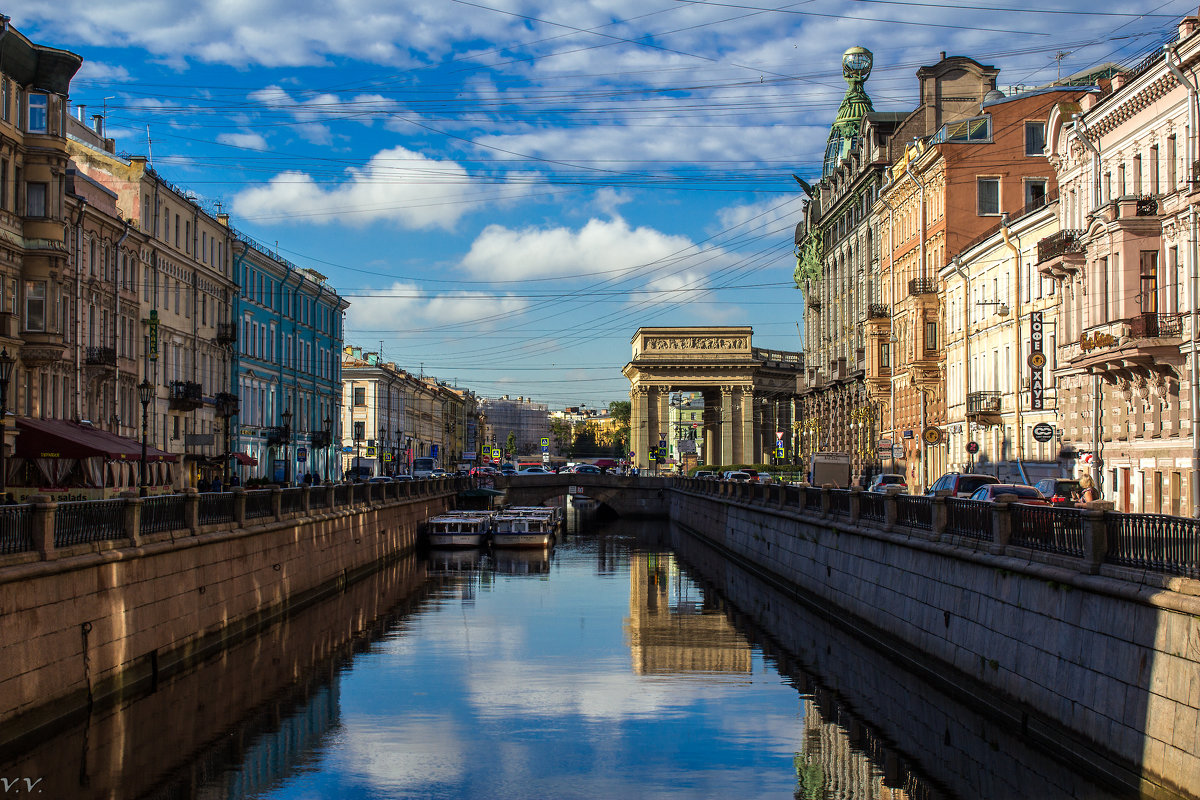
xmin=491 ymin=510 xmax=557 ymax=548
xmin=425 ymin=513 xmax=492 ymax=548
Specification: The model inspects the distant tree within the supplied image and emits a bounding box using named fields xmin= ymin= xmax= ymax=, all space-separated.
xmin=505 ymin=431 xmax=517 ymax=459
xmin=549 ymin=418 xmax=572 ymax=455
xmin=572 ymin=422 xmax=599 ymax=457
xmin=609 ymin=400 xmax=631 ymax=457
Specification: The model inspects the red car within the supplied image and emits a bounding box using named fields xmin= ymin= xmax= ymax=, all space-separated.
xmin=967 ymin=484 xmax=1049 ymax=505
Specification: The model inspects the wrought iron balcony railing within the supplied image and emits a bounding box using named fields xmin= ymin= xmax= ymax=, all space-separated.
xmin=1128 ymin=312 xmax=1183 ymax=339
xmin=168 ymin=381 xmax=203 ymax=410
xmin=908 ymin=278 xmax=938 ymax=296
xmin=1037 ymin=230 xmax=1083 ymax=264
xmin=85 ymin=346 xmax=116 ymax=366
xmin=867 ymin=303 xmax=890 ymax=319
xmin=966 ymin=391 xmax=1002 ymax=415
xmin=216 ymin=322 xmax=237 ymax=346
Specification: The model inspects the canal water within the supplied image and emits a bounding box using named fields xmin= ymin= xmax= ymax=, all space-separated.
xmin=2 ymin=512 xmax=1137 ymax=800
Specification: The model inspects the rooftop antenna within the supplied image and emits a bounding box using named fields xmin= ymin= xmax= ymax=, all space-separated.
xmin=1053 ymin=51 xmax=1071 ymax=83
xmin=146 ymin=124 xmax=153 ymax=167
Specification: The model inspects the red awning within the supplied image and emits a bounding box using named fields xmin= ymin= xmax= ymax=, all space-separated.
xmin=231 ymin=452 xmax=258 ymax=466
xmin=14 ymin=418 xmax=178 ymax=462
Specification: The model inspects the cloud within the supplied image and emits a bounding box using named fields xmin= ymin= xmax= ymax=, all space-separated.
xmin=232 ymin=146 xmax=486 ymax=229
xmin=715 ymin=196 xmax=804 ymax=235
xmin=345 ymin=282 xmax=529 ymax=333
xmin=216 ymin=131 xmax=269 ymax=150
xmin=458 ymin=217 xmax=700 ymax=281
xmin=74 ymin=60 xmax=133 ymax=83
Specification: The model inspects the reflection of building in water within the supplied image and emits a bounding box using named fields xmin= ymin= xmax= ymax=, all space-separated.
xmin=795 ymin=695 xmax=915 ymax=800
xmin=625 ymin=552 xmax=752 ymax=675
xmin=220 ymin=680 xmax=341 ymax=799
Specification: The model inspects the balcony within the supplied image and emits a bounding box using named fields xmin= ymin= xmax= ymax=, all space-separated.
xmin=1128 ymin=312 xmax=1182 ymax=339
xmin=266 ymin=426 xmax=289 ymax=446
xmin=85 ymin=346 xmax=116 ymax=367
xmin=216 ymin=322 xmax=237 ymax=346
xmin=168 ymin=380 xmax=203 ymax=411
xmin=1036 ymin=230 xmax=1085 ymax=278
xmin=867 ymin=303 xmax=890 ymax=319
xmin=966 ymin=391 xmax=1002 ymax=425
xmin=908 ymin=278 xmax=938 ymax=296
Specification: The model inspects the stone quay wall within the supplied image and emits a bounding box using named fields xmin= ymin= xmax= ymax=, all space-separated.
xmin=670 ymin=480 xmax=1200 ymax=799
xmin=0 ymin=480 xmax=461 ymax=750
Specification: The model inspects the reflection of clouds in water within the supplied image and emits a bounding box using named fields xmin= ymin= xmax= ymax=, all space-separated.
xmin=467 ymin=658 xmax=721 ymax=721
xmin=339 ymin=716 xmax=465 ymax=792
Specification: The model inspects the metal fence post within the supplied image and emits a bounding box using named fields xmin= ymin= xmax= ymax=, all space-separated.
xmin=820 ymin=485 xmax=833 ymax=517
xmin=232 ymin=486 xmax=247 ymax=525
xmin=849 ymin=489 xmax=862 ymax=524
xmin=271 ymin=486 xmax=283 ymax=521
xmin=30 ymin=495 xmax=56 ymax=560
xmin=883 ymin=491 xmax=899 ymax=531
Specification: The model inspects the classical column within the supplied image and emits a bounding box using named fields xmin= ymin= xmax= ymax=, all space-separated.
xmin=740 ymin=387 xmax=756 ymax=465
xmin=632 ymin=384 xmax=648 ymax=470
xmin=720 ymin=386 xmax=734 ymax=469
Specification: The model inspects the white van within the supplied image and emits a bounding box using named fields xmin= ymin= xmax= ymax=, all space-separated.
xmin=411 ymin=457 xmax=438 ymax=478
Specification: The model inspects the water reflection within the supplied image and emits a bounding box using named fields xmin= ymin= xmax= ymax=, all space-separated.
xmin=0 ymin=518 xmax=1140 ymax=800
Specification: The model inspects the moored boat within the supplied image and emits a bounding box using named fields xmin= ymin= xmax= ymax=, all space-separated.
xmin=425 ymin=513 xmax=492 ymax=548
xmin=491 ymin=511 xmax=556 ymax=548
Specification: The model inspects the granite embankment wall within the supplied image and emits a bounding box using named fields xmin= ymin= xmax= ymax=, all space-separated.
xmin=0 ymin=482 xmax=458 ymax=750
xmin=671 ymin=483 xmax=1200 ymax=800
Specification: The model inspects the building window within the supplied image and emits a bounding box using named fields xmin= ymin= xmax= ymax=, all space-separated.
xmin=24 ymin=281 xmax=45 ymax=331
xmin=1150 ymin=144 xmax=1160 ymax=195
xmin=879 ymin=341 xmax=890 ymax=369
xmin=353 ymin=386 xmax=366 ymax=406
xmin=27 ymin=93 xmax=47 ymax=133
xmin=1024 ymin=121 xmax=1045 ymax=156
xmin=1141 ymin=251 xmax=1159 ymax=314
xmin=977 ymin=178 xmax=1000 ymax=215
xmin=1024 ymin=179 xmax=1047 ymax=210
xmin=26 ymin=182 xmax=47 ymax=217
xmin=1168 ymin=135 xmax=1177 ymax=191
xmin=925 ymin=321 xmax=938 ymax=351
xmin=1 ymin=80 xmax=8 ymax=123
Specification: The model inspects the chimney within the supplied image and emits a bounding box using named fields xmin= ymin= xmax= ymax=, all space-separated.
xmin=92 ymin=114 xmax=104 ymax=138
xmin=76 ymin=104 xmax=86 ymax=122
xmin=217 ymin=213 xmax=229 ymax=226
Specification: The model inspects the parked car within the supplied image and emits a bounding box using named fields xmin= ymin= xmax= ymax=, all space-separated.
xmin=1034 ymin=478 xmax=1084 ymax=506
xmin=723 ymin=471 xmax=751 ymax=482
xmin=968 ymin=483 xmax=1049 ymax=505
xmin=367 ymin=476 xmax=394 ymax=483
xmin=740 ymin=468 xmax=761 ymax=482
xmin=693 ymin=470 xmax=716 ymax=479
xmin=867 ymin=473 xmax=907 ymax=493
xmin=518 ymin=466 xmax=551 ymax=474
xmin=572 ymin=464 xmax=601 ymax=474
xmin=926 ymin=472 xmax=999 ymax=498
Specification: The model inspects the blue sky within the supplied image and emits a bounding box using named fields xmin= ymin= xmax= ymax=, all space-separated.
xmin=12 ymin=0 xmax=1191 ymax=407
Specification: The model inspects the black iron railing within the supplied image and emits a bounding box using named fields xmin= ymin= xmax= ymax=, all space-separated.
xmin=966 ymin=391 xmax=1002 ymax=414
xmin=141 ymin=495 xmax=187 ymax=535
xmin=85 ymin=346 xmax=117 ymax=366
xmin=54 ymin=499 xmax=126 ymax=547
xmin=244 ymin=490 xmax=274 ymax=520
xmin=1010 ymin=504 xmax=1084 ymax=557
xmin=0 ymin=506 xmax=33 ymax=555
xmin=804 ymin=487 xmax=822 ymax=511
xmin=353 ymin=483 xmax=369 ymax=504
xmin=1105 ymin=513 xmax=1200 ymax=579
xmin=829 ymin=489 xmax=852 ymax=516
xmin=867 ymin=303 xmax=890 ymax=319
xmin=945 ymin=499 xmax=992 ymax=541
xmin=908 ymin=278 xmax=938 ymax=296
xmin=280 ymin=487 xmax=305 ymax=515
xmin=334 ymin=484 xmax=351 ymax=506
xmin=169 ymin=381 xmax=202 ymax=402
xmin=309 ymin=486 xmax=329 ymax=509
xmin=216 ymin=322 xmax=237 ymax=345
xmin=1036 ymin=229 xmax=1084 ymax=264
xmin=859 ymin=492 xmax=886 ymax=522
xmin=895 ymin=494 xmax=932 ymax=530
xmin=199 ymin=492 xmax=235 ymax=525
xmin=1128 ymin=312 xmax=1183 ymax=339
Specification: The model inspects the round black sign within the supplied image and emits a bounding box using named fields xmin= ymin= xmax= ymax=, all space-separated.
xmin=966 ymin=441 xmax=979 ymax=454
xmin=1032 ymin=422 xmax=1055 ymax=443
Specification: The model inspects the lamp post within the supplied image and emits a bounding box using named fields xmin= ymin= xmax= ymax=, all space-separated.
xmin=379 ymin=426 xmax=387 ymax=476
xmin=138 ymin=379 xmax=154 ymax=496
xmin=323 ymin=416 xmax=332 ymax=484
xmin=280 ymin=407 xmax=293 ymax=486
xmin=0 ymin=349 xmax=14 ymax=503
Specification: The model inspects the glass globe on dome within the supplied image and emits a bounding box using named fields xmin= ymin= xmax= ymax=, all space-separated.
xmin=842 ymin=47 xmax=873 ymax=82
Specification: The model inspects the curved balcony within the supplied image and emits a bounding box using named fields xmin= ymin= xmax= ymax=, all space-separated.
xmin=966 ymin=390 xmax=1002 ymax=426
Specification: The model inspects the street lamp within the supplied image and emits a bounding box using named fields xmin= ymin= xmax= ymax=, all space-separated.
xmin=281 ymin=406 xmax=293 ymax=485
xmin=379 ymin=426 xmax=387 ymax=476
xmin=0 ymin=349 xmax=15 ymax=503
xmin=138 ymin=379 xmax=154 ymax=496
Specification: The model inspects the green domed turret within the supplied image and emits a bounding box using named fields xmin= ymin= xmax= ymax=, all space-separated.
xmin=822 ymin=47 xmax=874 ymax=178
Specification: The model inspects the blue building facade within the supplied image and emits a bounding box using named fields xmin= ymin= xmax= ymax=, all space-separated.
xmin=231 ymin=234 xmax=348 ymax=484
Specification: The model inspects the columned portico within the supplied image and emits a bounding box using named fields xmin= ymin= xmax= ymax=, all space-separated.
xmin=623 ymin=327 xmax=804 ymax=472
